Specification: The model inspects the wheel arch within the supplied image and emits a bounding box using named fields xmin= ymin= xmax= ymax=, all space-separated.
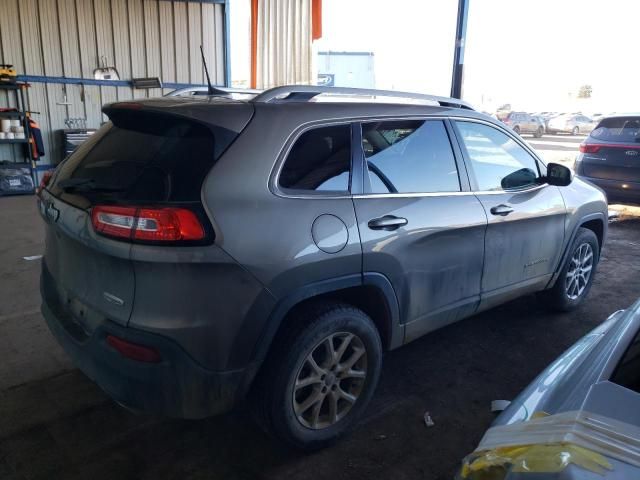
xmin=548 ymin=212 xmax=606 ymax=288
xmin=250 ymin=273 xmax=403 ymax=368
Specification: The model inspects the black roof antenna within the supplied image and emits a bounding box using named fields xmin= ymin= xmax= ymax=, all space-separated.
xmin=200 ymin=45 xmax=226 ymax=96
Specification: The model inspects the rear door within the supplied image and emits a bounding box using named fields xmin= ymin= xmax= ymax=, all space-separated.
xmin=523 ymin=114 xmax=535 ymax=133
xmin=40 ymin=104 xmax=252 ymax=333
xmin=582 ymin=117 xmax=640 ymax=181
xmin=352 ymin=118 xmax=487 ymax=342
xmin=578 ymin=116 xmax=594 ymax=134
xmin=452 ymin=119 xmax=566 ymax=309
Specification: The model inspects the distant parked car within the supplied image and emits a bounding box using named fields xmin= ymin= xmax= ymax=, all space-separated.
xmin=502 ymin=112 xmax=544 ymax=137
xmin=537 ymin=112 xmax=559 ymax=131
xmin=575 ymin=115 xmax=640 ymax=203
xmin=547 ymin=114 xmax=596 ymax=135
xmin=459 ymin=299 xmax=640 ymax=479
xmin=495 ymin=104 xmax=512 ymax=121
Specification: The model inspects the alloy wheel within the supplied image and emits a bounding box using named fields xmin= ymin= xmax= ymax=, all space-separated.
xmin=565 ymin=243 xmax=594 ymax=300
xmin=293 ymin=332 xmax=367 ymax=430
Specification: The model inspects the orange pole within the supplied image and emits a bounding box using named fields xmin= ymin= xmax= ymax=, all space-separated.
xmin=250 ymin=0 xmax=258 ymax=89
xmin=312 ymin=0 xmax=322 ymax=41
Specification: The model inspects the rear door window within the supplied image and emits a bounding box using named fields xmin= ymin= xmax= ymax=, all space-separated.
xmin=278 ymin=124 xmax=351 ymax=193
xmin=49 ymin=111 xmax=226 ymax=208
xmin=590 ymin=117 xmax=640 ymax=143
xmin=611 ymin=326 xmax=640 ymax=394
xmin=361 ymin=120 xmax=460 ymax=193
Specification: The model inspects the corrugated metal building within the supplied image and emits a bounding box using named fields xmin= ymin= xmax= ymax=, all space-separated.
xmin=0 ymin=0 xmax=229 ymax=178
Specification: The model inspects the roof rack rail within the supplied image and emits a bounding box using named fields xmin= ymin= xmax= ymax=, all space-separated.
xmin=251 ymin=85 xmax=474 ymax=110
xmin=165 ymin=86 xmax=262 ymax=97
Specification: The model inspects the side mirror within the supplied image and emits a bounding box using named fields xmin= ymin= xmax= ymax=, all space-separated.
xmin=501 ymin=168 xmax=538 ymax=190
xmin=545 ymin=163 xmax=573 ymax=186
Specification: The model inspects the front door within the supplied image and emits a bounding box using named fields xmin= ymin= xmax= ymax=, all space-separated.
xmin=452 ymin=120 xmax=567 ymax=310
xmin=353 ymin=118 xmax=487 ymax=343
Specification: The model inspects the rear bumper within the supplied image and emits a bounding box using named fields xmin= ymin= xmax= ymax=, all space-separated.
xmin=578 ymin=175 xmax=640 ymax=203
xmin=41 ymin=276 xmax=256 ymax=419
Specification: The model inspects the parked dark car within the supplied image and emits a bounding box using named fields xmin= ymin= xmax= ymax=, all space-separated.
xmin=502 ymin=111 xmax=544 ymax=137
xmin=575 ymin=115 xmax=640 ymax=203
xmin=459 ymin=299 xmax=640 ymax=479
xmin=37 ymin=85 xmax=607 ymax=450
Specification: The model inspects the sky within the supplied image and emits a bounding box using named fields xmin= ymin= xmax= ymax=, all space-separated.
xmin=231 ymin=0 xmax=640 ymax=114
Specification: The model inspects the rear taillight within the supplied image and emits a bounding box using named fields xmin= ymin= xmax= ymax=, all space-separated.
xmin=91 ymin=205 xmax=205 ymax=242
xmin=106 ymin=335 xmax=161 ymax=363
xmin=579 ymin=143 xmax=640 ymax=154
xmin=579 ymin=144 xmax=601 ymax=153
xmin=37 ymin=170 xmax=54 ymax=195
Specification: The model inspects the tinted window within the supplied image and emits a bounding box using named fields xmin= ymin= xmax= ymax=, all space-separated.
xmin=279 ymin=125 xmax=351 ymax=192
xmin=455 ymin=121 xmax=540 ymax=191
xmin=50 ymin=111 xmax=222 ymax=208
xmin=590 ymin=117 xmax=640 ymax=143
xmin=362 ymin=120 xmax=460 ymax=193
xmin=611 ymin=326 xmax=640 ymax=394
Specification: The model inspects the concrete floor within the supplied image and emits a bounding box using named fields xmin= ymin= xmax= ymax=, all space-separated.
xmin=1 ymin=194 xmax=640 ymax=480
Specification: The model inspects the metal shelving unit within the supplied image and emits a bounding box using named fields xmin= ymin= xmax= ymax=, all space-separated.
xmin=0 ymin=82 xmax=35 ymax=191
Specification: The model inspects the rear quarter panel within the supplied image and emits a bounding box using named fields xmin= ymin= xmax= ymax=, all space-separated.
xmin=202 ymin=104 xmax=363 ymax=297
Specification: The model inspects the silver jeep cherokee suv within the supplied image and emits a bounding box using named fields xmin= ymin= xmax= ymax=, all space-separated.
xmin=38 ymin=86 xmax=607 ymax=450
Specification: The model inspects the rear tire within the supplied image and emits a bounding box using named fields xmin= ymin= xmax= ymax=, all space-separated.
xmin=252 ymin=301 xmax=382 ymax=451
xmin=539 ymin=228 xmax=599 ymax=312
xmin=513 ymin=126 xmax=521 ymax=135
xmin=572 ymin=126 xmax=579 ymax=136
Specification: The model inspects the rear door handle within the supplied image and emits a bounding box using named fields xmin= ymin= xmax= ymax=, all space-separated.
xmin=368 ymin=215 xmax=408 ymax=231
xmin=490 ymin=204 xmax=514 ymax=216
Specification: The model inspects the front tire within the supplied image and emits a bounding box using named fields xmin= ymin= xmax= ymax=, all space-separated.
xmin=513 ymin=126 xmax=521 ymax=135
xmin=540 ymin=227 xmax=599 ymax=311
xmin=252 ymin=302 xmax=382 ymax=451
xmin=572 ymin=126 xmax=579 ymax=136
xmin=534 ymin=127 xmax=543 ymax=138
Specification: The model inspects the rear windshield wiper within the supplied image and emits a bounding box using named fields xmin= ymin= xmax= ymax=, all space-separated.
xmin=58 ymin=178 xmax=126 ymax=193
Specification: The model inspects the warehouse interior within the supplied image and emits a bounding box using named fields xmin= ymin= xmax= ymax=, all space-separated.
xmin=0 ymin=0 xmax=228 ymax=179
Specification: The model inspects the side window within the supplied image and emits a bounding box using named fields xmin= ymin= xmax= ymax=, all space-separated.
xmin=279 ymin=125 xmax=351 ymax=192
xmin=455 ymin=121 xmax=540 ymax=191
xmin=362 ymin=120 xmax=460 ymax=194
xmin=611 ymin=327 xmax=640 ymax=394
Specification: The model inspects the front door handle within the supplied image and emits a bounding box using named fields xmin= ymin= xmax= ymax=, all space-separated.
xmin=368 ymin=215 xmax=408 ymax=231
xmin=490 ymin=204 xmax=514 ymax=216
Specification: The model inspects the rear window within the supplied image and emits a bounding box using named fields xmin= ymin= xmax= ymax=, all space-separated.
xmin=611 ymin=325 xmax=640 ymax=394
xmin=49 ymin=110 xmax=229 ymax=208
xmin=278 ymin=124 xmax=351 ymax=193
xmin=590 ymin=117 xmax=640 ymax=143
